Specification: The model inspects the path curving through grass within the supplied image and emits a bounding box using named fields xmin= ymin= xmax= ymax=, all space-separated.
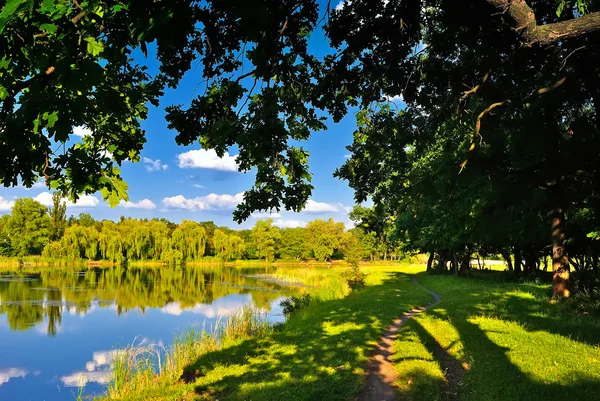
xmin=359 ymin=279 xmax=441 ymax=401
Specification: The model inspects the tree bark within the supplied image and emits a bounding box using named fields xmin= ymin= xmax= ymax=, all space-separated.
xmin=452 ymin=251 xmax=458 ymax=276
xmin=502 ymin=249 xmax=513 ymax=271
xmin=551 ymin=206 xmax=570 ymax=299
xmin=514 ymin=246 xmax=522 ymax=275
xmin=426 ymin=251 xmax=434 ymax=272
xmin=486 ymin=0 xmax=600 ymax=45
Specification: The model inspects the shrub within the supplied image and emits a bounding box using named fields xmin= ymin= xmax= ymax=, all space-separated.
xmin=341 ymin=264 xmax=366 ymax=290
xmin=280 ymin=293 xmax=312 ymax=316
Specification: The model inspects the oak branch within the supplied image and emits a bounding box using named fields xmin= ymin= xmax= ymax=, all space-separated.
xmin=487 ymin=0 xmax=600 ymax=45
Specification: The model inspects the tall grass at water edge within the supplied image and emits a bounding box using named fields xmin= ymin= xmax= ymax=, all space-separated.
xmin=101 ymin=306 xmax=272 ymax=400
xmin=271 ymin=266 xmax=350 ymax=300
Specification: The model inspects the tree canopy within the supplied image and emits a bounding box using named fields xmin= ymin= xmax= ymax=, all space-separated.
xmin=2 ymin=0 xmax=600 ymax=296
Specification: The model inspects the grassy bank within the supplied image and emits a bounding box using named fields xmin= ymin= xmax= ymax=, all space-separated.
xmin=392 ymin=272 xmax=600 ymax=401
xmin=103 ymin=306 xmax=273 ymax=400
xmin=96 ymin=265 xmax=431 ymax=401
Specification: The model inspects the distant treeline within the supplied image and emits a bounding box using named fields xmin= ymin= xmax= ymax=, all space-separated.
xmin=0 ymin=195 xmax=400 ymax=264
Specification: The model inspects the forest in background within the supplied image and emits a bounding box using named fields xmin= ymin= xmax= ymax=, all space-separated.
xmin=0 ymin=194 xmax=399 ymax=264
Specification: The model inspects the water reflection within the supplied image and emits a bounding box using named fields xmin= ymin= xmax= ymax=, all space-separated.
xmin=0 ymin=267 xmax=288 ymax=336
xmin=0 ymin=266 xmax=293 ymax=401
xmin=0 ymin=368 xmax=27 ymax=386
xmin=60 ymin=350 xmax=120 ymax=387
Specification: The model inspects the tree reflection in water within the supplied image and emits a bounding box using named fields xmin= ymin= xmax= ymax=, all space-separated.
xmin=0 ymin=266 xmax=290 ymax=335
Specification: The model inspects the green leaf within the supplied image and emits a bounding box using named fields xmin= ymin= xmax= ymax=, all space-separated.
xmin=33 ymin=117 xmax=41 ymax=134
xmin=43 ymin=111 xmax=59 ymax=128
xmin=0 ymin=0 xmax=27 ymax=33
xmin=0 ymin=85 xmax=8 ymax=100
xmin=84 ymin=37 xmax=104 ymax=56
xmin=0 ymin=56 xmax=10 ymax=70
xmin=103 ymin=176 xmax=129 ymax=207
xmin=556 ymin=0 xmax=566 ymax=16
xmin=39 ymin=23 xmax=57 ymax=34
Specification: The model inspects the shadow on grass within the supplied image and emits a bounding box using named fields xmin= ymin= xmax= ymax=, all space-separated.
xmin=407 ymin=271 xmax=600 ymax=401
xmin=180 ymin=271 xmax=432 ymax=401
xmin=175 ymin=269 xmax=600 ymax=401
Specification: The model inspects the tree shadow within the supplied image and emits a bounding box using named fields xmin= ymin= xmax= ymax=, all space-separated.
xmin=176 ymin=269 xmax=600 ymax=401
xmin=411 ymin=271 xmax=600 ymax=401
xmin=179 ymin=271 xmax=432 ymax=401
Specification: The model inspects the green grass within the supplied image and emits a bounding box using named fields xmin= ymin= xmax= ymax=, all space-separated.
xmin=100 ymin=306 xmax=274 ymax=400
xmin=92 ymin=265 xmax=600 ymax=401
xmin=97 ymin=265 xmax=431 ymax=401
xmin=392 ymin=271 xmax=600 ymax=401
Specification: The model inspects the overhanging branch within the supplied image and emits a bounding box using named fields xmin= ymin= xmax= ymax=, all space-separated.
xmin=487 ymin=0 xmax=600 ymax=45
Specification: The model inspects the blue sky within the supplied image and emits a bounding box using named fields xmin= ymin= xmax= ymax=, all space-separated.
xmin=0 ymin=0 xmax=404 ymax=229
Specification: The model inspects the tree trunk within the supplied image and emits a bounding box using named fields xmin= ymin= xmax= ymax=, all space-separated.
xmin=426 ymin=251 xmax=434 ymax=272
xmin=551 ymin=206 xmax=570 ymax=299
xmin=460 ymin=252 xmax=471 ymax=276
xmin=437 ymin=250 xmax=447 ymax=273
xmin=514 ymin=246 xmax=522 ymax=275
xmin=452 ymin=251 xmax=458 ymax=276
xmin=502 ymin=249 xmax=513 ymax=271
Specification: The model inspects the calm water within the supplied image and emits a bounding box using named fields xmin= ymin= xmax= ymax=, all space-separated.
xmin=0 ymin=266 xmax=296 ymax=401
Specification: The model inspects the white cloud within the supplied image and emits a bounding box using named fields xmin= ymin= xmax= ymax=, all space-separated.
xmin=162 ymin=192 xmax=244 ymax=211
xmin=34 ymin=192 xmax=100 ymax=208
xmin=0 ymin=197 xmax=15 ymax=212
xmin=61 ymin=350 xmax=122 ymax=387
xmin=16 ymin=180 xmax=45 ymax=190
xmin=161 ymin=296 xmax=255 ymax=318
xmin=251 ymin=211 xmax=281 ymax=218
xmin=72 ymin=126 xmax=92 ymax=137
xmin=177 ymin=149 xmax=239 ymax=172
xmin=119 ymin=199 xmax=156 ymax=210
xmin=384 ymin=94 xmax=404 ymax=103
xmin=61 ymin=371 xmax=111 ymax=387
xmin=143 ymin=157 xmax=168 ymax=172
xmin=0 ymin=368 xmax=27 ymax=386
xmin=343 ymin=154 xmax=351 ymax=159
xmin=273 ymin=219 xmax=307 ymax=229
xmin=304 ymin=199 xmax=340 ymax=213
xmin=192 ymin=184 xmax=206 ymax=189
xmin=335 ymin=0 xmax=347 ymax=10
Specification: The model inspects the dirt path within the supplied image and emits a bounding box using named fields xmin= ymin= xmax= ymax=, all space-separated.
xmin=358 ymin=279 xmax=442 ymax=401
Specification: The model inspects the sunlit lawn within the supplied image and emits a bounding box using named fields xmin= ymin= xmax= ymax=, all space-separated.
xmin=101 ymin=265 xmax=431 ymax=401
xmin=392 ymin=272 xmax=600 ymax=401
xmin=98 ymin=265 xmax=600 ymax=401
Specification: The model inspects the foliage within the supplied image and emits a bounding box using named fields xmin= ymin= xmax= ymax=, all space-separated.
xmin=306 ymin=218 xmax=345 ymax=261
xmin=280 ymin=293 xmax=311 ymax=316
xmin=0 ymin=0 xmax=198 ymax=205
xmin=4 ymin=198 xmax=51 ymax=255
xmin=3 ymin=197 xmax=371 ymax=264
xmin=49 ymin=192 xmax=66 ymax=240
xmin=252 ymin=219 xmax=281 ymax=262
xmin=340 ymin=264 xmax=366 ymax=290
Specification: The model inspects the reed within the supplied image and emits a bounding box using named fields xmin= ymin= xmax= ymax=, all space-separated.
xmin=101 ymin=306 xmax=272 ymax=400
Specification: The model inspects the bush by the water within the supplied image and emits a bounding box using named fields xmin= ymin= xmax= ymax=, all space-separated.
xmin=341 ymin=264 xmax=366 ymax=290
xmin=280 ymin=294 xmax=312 ymax=316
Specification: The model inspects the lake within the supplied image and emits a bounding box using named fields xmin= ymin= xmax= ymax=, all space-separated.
xmin=0 ymin=266 xmax=296 ymax=401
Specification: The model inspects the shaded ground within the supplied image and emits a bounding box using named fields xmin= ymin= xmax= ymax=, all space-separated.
xmin=392 ymin=272 xmax=600 ymax=401
xmin=98 ymin=266 xmax=600 ymax=401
